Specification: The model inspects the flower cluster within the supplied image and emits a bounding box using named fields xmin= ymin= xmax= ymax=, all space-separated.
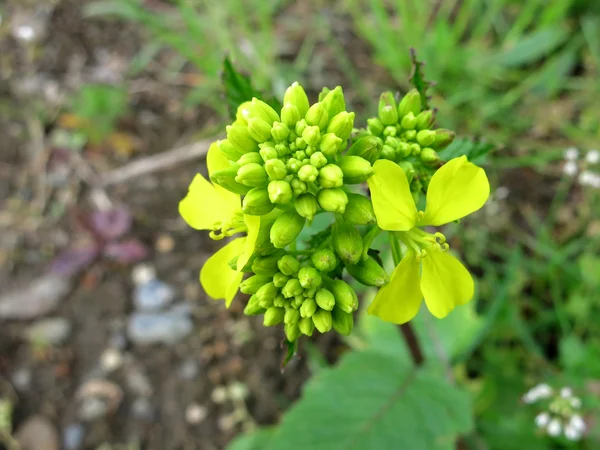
xmin=179 ymin=82 xmax=490 ymax=342
xmin=563 ymin=146 xmax=600 ymax=188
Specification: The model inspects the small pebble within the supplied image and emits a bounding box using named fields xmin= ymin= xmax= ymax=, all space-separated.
xmin=155 ymin=234 xmax=175 ymax=253
xmin=211 ymin=386 xmax=228 ymax=404
xmin=127 ymin=312 xmax=192 ymax=345
xmin=133 ymin=279 xmax=175 ymax=311
xmin=78 ymin=397 xmax=109 ymax=421
xmin=26 ymin=317 xmax=71 ymax=346
xmin=125 ymin=366 xmax=153 ymax=397
xmin=131 ymin=397 xmax=154 ymax=421
xmin=178 ymin=359 xmax=200 ymax=380
xmin=131 ymin=264 xmax=156 ymax=286
xmin=0 ymin=274 xmax=71 ymax=320
xmin=62 ymin=423 xmax=85 ymax=450
xmin=185 ymin=403 xmax=208 ymax=425
xmin=228 ymin=382 xmax=249 ymax=401
xmin=100 ymin=348 xmax=123 ymax=372
xmin=12 ymin=368 xmax=32 ymax=390
xmin=15 ymin=415 xmax=59 ymax=450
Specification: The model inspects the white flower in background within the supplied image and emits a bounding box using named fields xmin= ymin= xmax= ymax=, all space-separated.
xmin=523 ymin=383 xmax=553 ymax=403
xmin=560 ymin=387 xmax=573 ymax=398
xmin=586 ymin=149 xmax=599 ymax=164
xmin=564 ymin=147 xmax=579 ymax=161
xmin=563 ymin=161 xmax=578 ymax=177
xmin=579 ymin=170 xmax=600 ymax=188
xmin=495 ymin=186 xmax=509 ymax=200
xmin=547 ymin=418 xmax=562 ymax=437
xmin=535 ymin=412 xmax=550 ymax=428
xmin=564 ymin=415 xmax=586 ymax=441
xmin=131 ymin=264 xmax=156 ymax=286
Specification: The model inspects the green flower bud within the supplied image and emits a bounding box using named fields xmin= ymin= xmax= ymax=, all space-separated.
xmin=298 ymin=164 xmax=319 ymax=183
xmin=318 ymin=164 xmax=344 ymax=188
xmin=270 ymin=122 xmax=290 ymax=142
xmin=272 ymin=294 xmax=285 ymax=308
xmin=311 ymin=248 xmax=338 ymax=273
xmin=400 ymin=111 xmax=417 ymax=130
xmin=284 ymin=322 xmax=301 ymax=342
xmin=397 ymin=89 xmax=421 ymax=117
xmin=330 ymin=279 xmax=358 ymax=313
xmin=337 ymin=156 xmax=373 ymax=184
xmin=281 ymin=104 xmax=301 ymax=128
xmin=247 ymin=117 xmax=273 ymax=142
xmin=416 ymin=110 xmax=435 ymax=130
xmin=294 ymin=119 xmax=308 ymax=137
xmin=367 ymin=117 xmax=384 ymax=136
xmin=268 ymin=180 xmax=293 ymax=204
xmin=299 ymin=316 xmax=315 ymax=336
xmin=385 ymin=137 xmax=400 ymax=149
xmin=302 ymin=125 xmax=321 ymax=146
xmin=431 ymin=129 xmax=455 ymax=150
xmin=235 ymin=163 xmax=268 ymax=187
xmin=327 ymin=111 xmax=355 ymax=141
xmin=416 ymin=129 xmax=435 ymax=147
xmin=420 ymin=148 xmax=440 ymax=165
xmin=410 ymin=143 xmax=421 ymax=155
xmin=284 ymin=307 xmax=301 ymax=325
xmin=252 ymin=253 xmax=283 ymax=276
xmin=294 ymin=193 xmax=318 ymax=221
xmin=315 ymin=288 xmax=335 ymax=311
xmin=286 ymin=158 xmax=302 ymax=174
xmin=345 ymin=256 xmax=389 ymax=287
xmin=242 ymin=187 xmax=275 ymax=215
xmin=332 ymin=220 xmax=363 ymax=265
xmin=250 ymin=98 xmax=280 ymax=125
xmin=398 ymin=161 xmax=415 ymax=183
xmin=240 ymin=275 xmax=272 ymax=294
xmin=259 ymin=146 xmax=278 ymax=162
xmin=275 ymin=143 xmax=290 ymax=157
xmin=272 ymin=272 xmax=289 ymax=288
xmin=332 ymin=307 xmax=353 ymax=336
xmin=283 ymin=82 xmax=310 ymax=118
xmin=270 ymin=210 xmax=306 ymax=248
xmin=343 ymin=193 xmax=376 ymax=225
xmin=318 ymin=87 xmax=331 ymax=102
xmin=290 ymin=178 xmax=308 ymax=195
xmin=295 ymin=137 xmax=308 ymax=150
xmin=218 ymin=139 xmax=245 ymax=161
xmin=235 ymin=101 xmax=253 ymax=125
xmin=378 ymin=91 xmax=399 ymax=125
xmin=404 ymin=129 xmax=417 ymax=141
xmin=238 ymin=152 xmax=264 ymax=166
xmin=298 ymin=267 xmax=322 ymax=289
xmin=305 ymin=146 xmax=316 ymax=157
xmin=282 ymin=278 xmax=303 ymax=298
xmin=265 ymin=158 xmax=287 ymax=180
xmin=256 ymin=281 xmax=279 ymax=303
xmin=317 ymin=188 xmax=348 ymax=213
xmin=264 ymin=307 xmax=285 ymax=326
xmin=346 ymin=136 xmax=382 ymax=164
xmin=396 ymin=142 xmax=412 ymax=159
xmin=319 ymin=133 xmax=343 ymax=158
xmin=380 ymin=145 xmax=396 ymax=161
xmin=278 ymin=255 xmax=300 ymax=276
xmin=305 ymin=102 xmax=329 ymax=130
xmin=383 ymin=126 xmax=397 ymax=137
xmin=312 ymin=309 xmax=333 ymax=333
xmin=304 ymin=287 xmax=317 ymax=298
xmin=243 ymin=294 xmax=264 ymax=316
xmin=300 ymin=298 xmax=317 ymax=318
xmin=226 ymin=124 xmax=258 ymax=153
xmin=321 ymin=86 xmax=346 ymax=118
xmin=210 ymin=164 xmax=252 ymax=195
xmin=309 ymin=151 xmax=328 ymax=169
xmin=292 ymin=296 xmax=304 ymax=309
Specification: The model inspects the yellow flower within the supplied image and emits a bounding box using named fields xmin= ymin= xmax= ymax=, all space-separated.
xmin=179 ymin=142 xmax=260 ymax=306
xmin=366 ymin=156 xmax=489 ymax=323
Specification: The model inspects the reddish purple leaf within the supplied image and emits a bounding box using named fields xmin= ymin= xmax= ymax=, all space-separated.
xmin=103 ymin=238 xmax=148 ymax=264
xmin=90 ymin=207 xmax=132 ymax=240
xmin=50 ymin=244 xmax=99 ymax=276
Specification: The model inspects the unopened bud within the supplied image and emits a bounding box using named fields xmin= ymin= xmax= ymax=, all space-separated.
xmin=286 ymin=158 xmax=302 ymax=174
xmin=268 ymin=180 xmax=293 ymax=204
xmin=294 ymin=119 xmax=308 ymax=137
xmin=218 ymin=139 xmax=246 ymax=161
xmin=298 ymin=164 xmax=319 ymax=183
xmin=271 ymin=294 xmax=285 ymax=308
xmin=251 ymin=253 xmax=283 ymax=276
xmin=319 ymin=133 xmax=343 ymax=158
xmin=300 ymin=298 xmax=317 ymax=318
xmin=312 ymin=309 xmax=333 ymax=333
xmin=315 ymin=288 xmax=335 ymax=311
xmin=284 ymin=323 xmax=301 ymax=342
xmin=284 ymin=307 xmax=301 ymax=325
xmin=309 ymin=151 xmax=328 ymax=168
xmin=367 ymin=117 xmax=384 ymax=135
xmin=259 ymin=146 xmax=278 ymax=162
xmin=299 ymin=316 xmax=315 ymax=336
xmin=416 ymin=110 xmax=435 ymax=130
xmin=416 ymin=129 xmax=435 ymax=147
xmin=330 ymin=279 xmax=358 ymax=313
xmin=311 ymin=248 xmax=338 ymax=273
xmin=210 ymin=164 xmax=251 ymax=195
xmin=400 ymin=111 xmax=417 ymax=130
xmin=346 ymin=136 xmax=382 ymax=164
xmin=317 ymin=188 xmax=348 ymax=214
xmin=298 ymin=267 xmax=322 ymax=289
xmin=409 ymin=143 xmax=421 ymax=155
xmin=226 ymin=124 xmax=259 ymax=153
xmin=397 ymin=89 xmax=421 ymax=117
xmin=398 ymin=161 xmax=415 ymax=183
xmin=295 ymin=193 xmax=318 ymax=221
xmin=250 ymin=98 xmax=280 ymax=124
xmin=247 ymin=117 xmax=273 ymax=142
xmin=332 ymin=307 xmax=353 ymax=336
xmin=327 ymin=111 xmax=355 ymax=141
xmin=290 ymin=178 xmax=308 ymax=195
xmin=256 ymin=281 xmax=279 ymax=303
xmin=282 ymin=278 xmax=303 ymax=298
xmin=345 ymin=256 xmax=389 ymax=287
xmin=380 ymin=145 xmax=396 ymax=161
xmin=242 ymin=187 xmax=275 ymax=215
xmin=235 ymin=163 xmax=268 ymax=187
xmin=404 ymin=129 xmax=417 ymax=141
xmin=343 ymin=193 xmax=376 ymax=225
xmin=265 ymin=158 xmax=287 ymax=180
xmin=235 ymin=101 xmax=253 ymax=125
xmin=337 ymin=156 xmax=373 ymax=184
xmin=318 ymin=164 xmax=344 ymax=188
xmin=243 ymin=294 xmax=264 ymax=316
xmin=322 ymin=86 xmax=346 ymax=118
xmin=240 ymin=275 xmax=272 ymax=294
xmin=264 ymin=307 xmax=285 ymax=326
xmin=318 ymin=87 xmax=331 ymax=102
xmin=270 ymin=210 xmax=306 ymax=248
xmin=431 ymin=129 xmax=455 ymax=150
xmin=378 ymin=91 xmax=399 ymax=125
xmin=283 ymin=82 xmax=310 ymax=118
xmin=281 ymin=104 xmax=301 ymax=128
xmin=302 ymin=125 xmax=321 ymax=146
xmin=332 ymin=220 xmax=363 ymax=265
xmin=420 ymin=148 xmax=440 ymax=165
xmin=396 ymin=142 xmax=412 ymax=158
xmin=238 ymin=152 xmax=264 ymax=166
xmin=305 ymin=102 xmax=329 ymax=130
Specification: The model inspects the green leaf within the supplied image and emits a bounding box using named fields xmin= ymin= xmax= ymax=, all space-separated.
xmin=493 ymin=26 xmax=570 ymax=68
xmin=409 ymin=48 xmax=435 ymax=110
xmin=228 ymin=428 xmax=275 ymax=450
xmin=438 ymin=138 xmax=495 ymax=164
xmin=263 ymin=350 xmax=473 ymax=450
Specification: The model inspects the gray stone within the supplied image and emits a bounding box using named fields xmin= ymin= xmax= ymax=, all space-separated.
xmin=127 ymin=312 xmax=192 ymax=345
xmin=133 ymin=279 xmax=175 ymax=311
xmin=0 ymin=274 xmax=71 ymax=320
xmin=15 ymin=415 xmax=59 ymax=450
xmin=25 ymin=317 xmax=71 ymax=345
xmin=62 ymin=423 xmax=85 ymax=450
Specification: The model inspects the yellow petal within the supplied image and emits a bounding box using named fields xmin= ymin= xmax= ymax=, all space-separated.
xmin=421 ymin=156 xmax=490 ymax=226
xmin=200 ymin=237 xmax=245 ymax=306
xmin=207 ymin=142 xmax=242 ymax=213
xmin=179 ymin=174 xmax=229 ymax=230
xmin=420 ymin=251 xmax=474 ymax=319
xmin=237 ymin=214 xmax=261 ymax=270
xmin=367 ymin=160 xmax=418 ymax=231
xmin=368 ymin=251 xmax=423 ymax=324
